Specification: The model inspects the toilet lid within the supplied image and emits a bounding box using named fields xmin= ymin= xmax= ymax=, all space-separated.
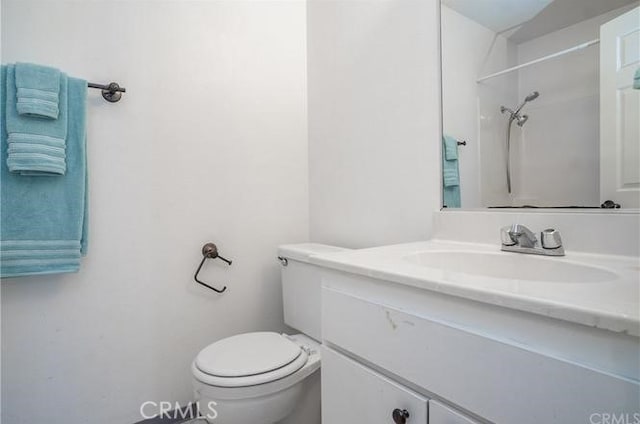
xmin=195 ymin=332 xmax=302 ymax=378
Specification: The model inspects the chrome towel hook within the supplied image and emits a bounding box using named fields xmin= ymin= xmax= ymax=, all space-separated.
xmin=194 ymin=242 xmax=232 ymax=293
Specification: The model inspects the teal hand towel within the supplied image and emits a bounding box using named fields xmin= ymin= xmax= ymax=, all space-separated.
xmin=442 ymin=135 xmax=460 ymax=208
xmin=15 ymin=62 xmax=61 ymax=119
xmin=443 ymin=134 xmax=458 ymax=160
xmin=1 ymin=65 xmax=89 ymax=278
xmin=634 ymin=67 xmax=640 ymax=89
xmin=6 ymin=64 xmax=68 ymax=176
xmin=442 ymin=135 xmax=460 ymax=187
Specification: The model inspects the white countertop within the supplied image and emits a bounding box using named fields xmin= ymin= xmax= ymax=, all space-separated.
xmin=310 ymin=240 xmax=640 ymax=336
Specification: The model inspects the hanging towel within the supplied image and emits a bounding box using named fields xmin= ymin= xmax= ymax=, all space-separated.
xmin=6 ymin=64 xmax=68 ymax=176
xmin=442 ymin=135 xmax=461 ymax=208
xmin=15 ymin=62 xmax=61 ymax=119
xmin=1 ymin=65 xmax=89 ymax=278
xmin=443 ymin=134 xmax=459 ymax=161
xmin=442 ymin=135 xmax=460 ymax=186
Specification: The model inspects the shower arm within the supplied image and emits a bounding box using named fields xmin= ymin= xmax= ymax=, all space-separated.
xmin=512 ymin=101 xmax=527 ymax=117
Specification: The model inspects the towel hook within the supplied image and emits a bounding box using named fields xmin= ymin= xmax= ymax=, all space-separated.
xmin=194 ymin=242 xmax=232 ymax=293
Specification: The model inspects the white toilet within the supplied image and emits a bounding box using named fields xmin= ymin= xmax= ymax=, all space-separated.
xmin=191 ymin=243 xmax=347 ymax=424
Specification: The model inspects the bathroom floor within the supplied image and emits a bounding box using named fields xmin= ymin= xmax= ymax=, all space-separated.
xmin=136 ymin=414 xmax=204 ymax=424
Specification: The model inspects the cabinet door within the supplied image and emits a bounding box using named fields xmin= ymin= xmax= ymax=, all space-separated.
xmin=429 ymin=400 xmax=480 ymax=424
xmin=321 ymin=346 xmax=428 ymax=424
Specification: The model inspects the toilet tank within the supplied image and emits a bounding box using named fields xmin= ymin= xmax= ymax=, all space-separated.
xmin=278 ymin=244 xmax=349 ymax=341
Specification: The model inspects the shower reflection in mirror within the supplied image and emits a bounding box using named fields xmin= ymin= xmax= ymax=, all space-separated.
xmin=440 ymin=0 xmax=640 ymax=209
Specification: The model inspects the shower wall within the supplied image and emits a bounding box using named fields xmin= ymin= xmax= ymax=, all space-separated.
xmin=478 ymin=72 xmax=519 ymax=207
xmin=513 ymin=4 xmax=637 ymax=206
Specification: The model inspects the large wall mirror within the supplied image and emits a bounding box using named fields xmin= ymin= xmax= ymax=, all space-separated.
xmin=440 ymin=0 xmax=640 ymax=210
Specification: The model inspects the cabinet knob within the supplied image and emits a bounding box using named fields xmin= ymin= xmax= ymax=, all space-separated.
xmin=392 ymin=408 xmax=410 ymax=424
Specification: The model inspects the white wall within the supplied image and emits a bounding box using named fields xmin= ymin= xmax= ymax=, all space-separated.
xmin=441 ymin=5 xmax=517 ymax=208
xmin=307 ymin=0 xmax=441 ymax=248
xmin=1 ymin=1 xmax=308 ymax=423
xmin=514 ymin=4 xmax=637 ymax=206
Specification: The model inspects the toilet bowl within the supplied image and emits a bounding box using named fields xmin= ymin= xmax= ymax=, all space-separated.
xmin=192 ymin=332 xmax=321 ymax=424
xmin=191 ymin=243 xmax=348 ymax=424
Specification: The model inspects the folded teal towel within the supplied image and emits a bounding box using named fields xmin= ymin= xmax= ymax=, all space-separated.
xmin=634 ymin=67 xmax=640 ymax=89
xmin=442 ymin=135 xmax=460 ymax=208
xmin=442 ymin=135 xmax=460 ymax=187
xmin=6 ymin=64 xmax=68 ymax=176
xmin=443 ymin=134 xmax=458 ymax=160
xmin=15 ymin=62 xmax=61 ymax=119
xmin=1 ymin=65 xmax=89 ymax=278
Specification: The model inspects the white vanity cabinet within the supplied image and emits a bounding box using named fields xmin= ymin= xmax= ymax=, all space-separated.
xmin=429 ymin=400 xmax=480 ymax=424
xmin=321 ymin=346 xmax=429 ymax=424
xmin=319 ymin=269 xmax=640 ymax=424
xmin=321 ymin=345 xmax=481 ymax=424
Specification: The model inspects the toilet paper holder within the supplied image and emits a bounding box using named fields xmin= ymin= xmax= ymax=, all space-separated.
xmin=194 ymin=242 xmax=233 ymax=293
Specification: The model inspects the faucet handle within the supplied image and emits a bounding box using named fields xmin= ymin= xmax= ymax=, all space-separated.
xmin=541 ymin=228 xmax=563 ymax=250
xmin=500 ymin=226 xmax=516 ymax=246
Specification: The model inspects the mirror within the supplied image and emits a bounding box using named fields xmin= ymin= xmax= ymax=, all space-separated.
xmin=440 ymin=0 xmax=640 ymax=209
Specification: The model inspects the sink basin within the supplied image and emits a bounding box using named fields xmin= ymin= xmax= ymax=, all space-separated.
xmin=403 ymin=251 xmax=618 ymax=283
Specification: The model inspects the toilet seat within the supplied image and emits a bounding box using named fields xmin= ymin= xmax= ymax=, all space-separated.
xmin=193 ymin=332 xmax=310 ymax=388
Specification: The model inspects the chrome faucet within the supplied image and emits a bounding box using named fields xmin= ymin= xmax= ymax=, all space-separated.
xmin=500 ymin=224 xmax=565 ymax=256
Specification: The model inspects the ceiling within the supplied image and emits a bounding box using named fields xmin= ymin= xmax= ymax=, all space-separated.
xmin=442 ymin=0 xmax=639 ymax=43
xmin=509 ymin=0 xmax=639 ymax=43
xmin=442 ymin=0 xmax=553 ymax=33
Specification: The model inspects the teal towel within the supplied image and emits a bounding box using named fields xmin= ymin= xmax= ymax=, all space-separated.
xmin=6 ymin=64 xmax=68 ymax=176
xmin=1 ymin=65 xmax=89 ymax=278
xmin=442 ymin=135 xmax=460 ymax=187
xmin=634 ymin=67 xmax=640 ymax=89
xmin=442 ymin=135 xmax=461 ymax=208
xmin=443 ymin=134 xmax=458 ymax=160
xmin=15 ymin=62 xmax=61 ymax=119
xmin=443 ymin=185 xmax=461 ymax=208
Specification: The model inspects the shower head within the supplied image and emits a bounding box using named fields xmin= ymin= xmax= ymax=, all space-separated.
xmin=525 ymin=91 xmax=539 ymax=102
xmin=513 ymin=91 xmax=540 ymax=115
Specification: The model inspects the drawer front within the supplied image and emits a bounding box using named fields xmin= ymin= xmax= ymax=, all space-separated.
xmin=322 ymin=286 xmax=640 ymax=424
xmin=429 ymin=400 xmax=480 ymax=424
xmin=321 ymin=346 xmax=428 ymax=424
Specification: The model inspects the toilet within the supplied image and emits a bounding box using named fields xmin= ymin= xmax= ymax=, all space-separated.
xmin=191 ymin=243 xmax=348 ymax=424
